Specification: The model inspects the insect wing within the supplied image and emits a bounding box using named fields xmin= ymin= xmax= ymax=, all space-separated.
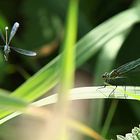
xmin=11 ymin=46 xmax=37 ymax=56
xmin=116 ymin=58 xmax=140 ymax=75
xmin=8 ymin=22 xmax=19 ymax=44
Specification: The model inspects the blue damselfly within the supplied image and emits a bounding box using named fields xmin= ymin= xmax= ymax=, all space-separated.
xmin=0 ymin=22 xmax=36 ymax=61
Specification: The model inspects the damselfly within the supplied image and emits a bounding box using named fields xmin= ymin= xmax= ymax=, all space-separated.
xmin=101 ymin=58 xmax=140 ymax=96
xmin=0 ymin=22 xmax=37 ymax=61
xmin=102 ymin=58 xmax=140 ymax=84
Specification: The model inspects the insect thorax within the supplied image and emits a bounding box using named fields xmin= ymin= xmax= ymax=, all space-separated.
xmin=4 ymin=45 xmax=10 ymax=54
xmin=109 ymin=69 xmax=119 ymax=78
xmin=102 ymin=69 xmax=120 ymax=83
xmin=102 ymin=72 xmax=110 ymax=82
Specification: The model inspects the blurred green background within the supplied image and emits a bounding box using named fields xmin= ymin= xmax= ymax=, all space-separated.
xmin=0 ymin=0 xmax=140 ymax=139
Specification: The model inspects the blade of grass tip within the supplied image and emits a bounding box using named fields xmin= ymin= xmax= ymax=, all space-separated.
xmin=58 ymin=0 xmax=79 ymax=105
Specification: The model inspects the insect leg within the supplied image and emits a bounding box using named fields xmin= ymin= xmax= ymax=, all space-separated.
xmin=108 ymin=85 xmax=117 ymax=98
xmin=96 ymin=85 xmax=108 ymax=97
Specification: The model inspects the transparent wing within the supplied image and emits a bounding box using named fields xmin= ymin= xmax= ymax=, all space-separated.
xmin=8 ymin=22 xmax=19 ymax=44
xmin=116 ymin=58 xmax=140 ymax=75
xmin=10 ymin=47 xmax=37 ymax=56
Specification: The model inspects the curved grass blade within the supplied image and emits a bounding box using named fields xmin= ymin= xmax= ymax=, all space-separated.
xmin=76 ymin=8 xmax=140 ymax=66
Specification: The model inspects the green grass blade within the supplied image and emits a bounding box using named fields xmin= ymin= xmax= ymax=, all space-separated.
xmin=0 ymin=86 xmax=140 ymax=125
xmin=76 ymin=8 xmax=139 ymax=66
xmin=0 ymin=90 xmax=28 ymax=110
xmin=58 ymin=0 xmax=79 ymax=103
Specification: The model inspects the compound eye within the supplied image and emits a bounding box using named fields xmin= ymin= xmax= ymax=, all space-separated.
xmin=102 ymin=72 xmax=108 ymax=79
xmin=102 ymin=75 xmax=105 ymax=78
xmin=102 ymin=74 xmax=106 ymax=79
